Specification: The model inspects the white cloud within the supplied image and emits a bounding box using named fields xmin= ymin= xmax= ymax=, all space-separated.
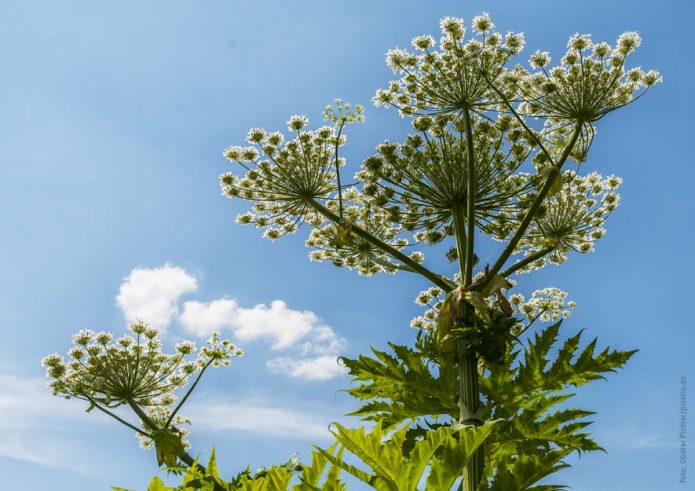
xmin=116 ymin=264 xmax=198 ymax=330
xmin=266 ymin=355 xmax=347 ymax=381
xmin=185 ymin=396 xmax=335 ymax=439
xmin=115 ymin=264 xmax=348 ymax=380
xmin=180 ymin=299 xmax=343 ymax=352
xmin=180 ymin=298 xmax=347 ymax=380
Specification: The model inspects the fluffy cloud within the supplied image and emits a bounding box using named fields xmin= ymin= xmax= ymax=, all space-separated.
xmin=115 ymin=264 xmax=347 ymax=381
xmin=266 ymin=355 xmax=346 ymax=381
xmin=180 ymin=297 xmax=347 ymax=380
xmin=180 ymin=299 xmax=345 ymax=353
xmin=116 ymin=264 xmax=198 ymax=330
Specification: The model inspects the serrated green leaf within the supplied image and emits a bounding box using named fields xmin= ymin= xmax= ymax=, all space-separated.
xmin=341 ymin=343 xmax=458 ymax=427
xmin=147 ymin=477 xmax=172 ymax=491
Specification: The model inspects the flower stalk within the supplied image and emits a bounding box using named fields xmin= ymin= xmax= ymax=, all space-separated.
xmin=457 ymin=106 xmax=485 ymax=491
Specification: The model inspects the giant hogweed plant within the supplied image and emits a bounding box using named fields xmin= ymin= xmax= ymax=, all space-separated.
xmin=217 ymin=14 xmax=657 ymax=490
xmin=43 ymin=14 xmax=659 ymax=491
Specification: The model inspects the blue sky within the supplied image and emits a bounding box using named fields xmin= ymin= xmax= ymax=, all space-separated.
xmin=0 ymin=1 xmax=692 ymax=489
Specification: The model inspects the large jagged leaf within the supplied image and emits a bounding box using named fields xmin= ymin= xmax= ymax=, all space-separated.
xmin=341 ymin=343 xmax=458 ymax=427
xmin=317 ymin=420 xmax=501 ymax=491
xmin=296 ymin=442 xmax=346 ymax=491
xmin=475 ymin=320 xmax=635 ymax=489
xmin=425 ymin=421 xmax=501 ymax=490
xmin=485 ymin=448 xmax=572 ymax=490
xmin=327 ymin=421 xmax=402 ymax=490
xmin=483 ymin=320 xmax=637 ymax=403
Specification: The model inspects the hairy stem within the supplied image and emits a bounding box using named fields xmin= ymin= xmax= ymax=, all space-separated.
xmin=308 ymin=199 xmax=455 ymax=291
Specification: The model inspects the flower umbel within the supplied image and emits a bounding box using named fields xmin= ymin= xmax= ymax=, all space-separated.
xmin=42 ymin=321 xmax=242 ymax=465
xmin=374 ymin=14 xmax=525 ymax=117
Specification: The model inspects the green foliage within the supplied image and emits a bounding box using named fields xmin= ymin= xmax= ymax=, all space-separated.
xmin=114 ymin=445 xmax=347 ymax=491
xmin=154 ymin=430 xmax=187 ymax=467
xmin=315 ymin=420 xmax=499 ymax=491
xmin=341 ymin=342 xmax=458 ymax=427
xmin=338 ymin=320 xmax=635 ymax=489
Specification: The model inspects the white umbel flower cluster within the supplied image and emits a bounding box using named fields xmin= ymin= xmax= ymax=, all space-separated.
xmin=42 ymin=322 xmax=242 ymax=448
xmin=374 ymin=15 xmax=525 ymax=117
xmin=490 ymin=172 xmax=622 ymax=271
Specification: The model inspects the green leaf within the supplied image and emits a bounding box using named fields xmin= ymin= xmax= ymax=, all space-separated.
xmin=478 ymin=320 xmax=636 ymax=488
xmin=486 ymin=449 xmax=572 ymax=490
xmin=315 ymin=445 xmax=375 ymax=489
xmin=341 ymin=343 xmax=458 ymax=427
xmin=147 ymin=477 xmax=173 ymax=491
xmin=320 ymin=420 xmax=502 ymax=491
xmin=296 ymin=442 xmax=344 ymax=490
xmin=425 ymin=421 xmax=501 ymax=489
xmin=153 ymin=430 xmax=186 ymax=467
xmin=207 ymin=447 xmax=220 ymax=480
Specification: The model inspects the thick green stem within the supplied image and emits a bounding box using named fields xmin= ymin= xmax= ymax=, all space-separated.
xmin=179 ymin=451 xmax=200 ymax=469
xmin=308 ymin=199 xmax=455 ymax=291
xmin=453 ymin=207 xmax=468 ymax=283
xmin=127 ymin=399 xmax=206 ymax=472
xmin=457 ymin=344 xmax=483 ymax=489
xmin=462 ymin=108 xmax=476 ymax=288
xmin=480 ymin=124 xmax=582 ymax=291
xmin=457 ymin=108 xmax=484 ymax=491
xmin=126 ymin=399 xmax=160 ymax=433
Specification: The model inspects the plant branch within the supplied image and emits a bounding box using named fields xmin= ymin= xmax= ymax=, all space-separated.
xmin=479 ymin=124 xmax=582 ymax=290
xmin=454 ymin=106 xmax=484 ymax=491
xmin=85 ymin=396 xmax=152 ymax=438
xmin=126 ymin=399 xmax=160 ymax=433
xmin=334 ymin=122 xmax=346 ymax=219
xmin=500 ymin=246 xmax=555 ymax=277
xmin=308 ymin=199 xmax=455 ymax=291
xmin=462 ymin=107 xmax=476 ymax=287
xmin=452 ymin=207 xmax=467 ymax=284
xmin=165 ymin=359 xmax=214 ymax=429
xmin=480 ymin=71 xmax=556 ymax=166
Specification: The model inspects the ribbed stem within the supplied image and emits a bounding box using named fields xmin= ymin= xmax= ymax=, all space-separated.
xmin=462 ymin=108 xmax=476 ymax=289
xmin=458 ymin=342 xmax=484 ymax=491
xmin=457 ymin=108 xmax=484 ymax=491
